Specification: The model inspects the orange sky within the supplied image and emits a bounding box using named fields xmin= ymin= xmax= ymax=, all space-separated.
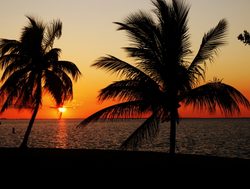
xmin=0 ymin=0 xmax=250 ymax=119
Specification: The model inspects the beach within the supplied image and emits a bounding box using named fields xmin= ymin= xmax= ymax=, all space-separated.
xmin=1 ymin=148 xmax=249 ymax=174
xmin=0 ymin=147 xmax=249 ymax=188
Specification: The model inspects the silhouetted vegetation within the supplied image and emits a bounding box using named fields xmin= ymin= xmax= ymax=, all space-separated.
xmin=238 ymin=30 xmax=250 ymax=45
xmin=78 ymin=0 xmax=250 ymax=154
xmin=0 ymin=16 xmax=81 ymax=148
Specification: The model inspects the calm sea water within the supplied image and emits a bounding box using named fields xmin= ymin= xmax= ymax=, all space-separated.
xmin=0 ymin=118 xmax=249 ymax=159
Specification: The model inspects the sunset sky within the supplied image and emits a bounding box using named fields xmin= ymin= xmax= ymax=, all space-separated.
xmin=0 ymin=0 xmax=249 ymax=119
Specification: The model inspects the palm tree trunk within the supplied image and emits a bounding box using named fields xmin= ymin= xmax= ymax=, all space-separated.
xmin=169 ymin=110 xmax=177 ymax=154
xmin=19 ymin=104 xmax=39 ymax=148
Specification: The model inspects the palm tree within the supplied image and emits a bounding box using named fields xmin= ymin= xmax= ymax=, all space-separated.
xmin=0 ymin=16 xmax=81 ymax=148
xmin=238 ymin=30 xmax=250 ymax=45
xmin=78 ymin=0 xmax=250 ymax=154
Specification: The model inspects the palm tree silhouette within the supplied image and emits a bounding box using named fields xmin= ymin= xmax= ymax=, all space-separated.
xmin=79 ymin=0 xmax=250 ymax=154
xmin=0 ymin=16 xmax=81 ymax=148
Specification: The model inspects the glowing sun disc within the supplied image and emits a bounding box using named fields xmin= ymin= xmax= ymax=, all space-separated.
xmin=58 ymin=107 xmax=66 ymax=113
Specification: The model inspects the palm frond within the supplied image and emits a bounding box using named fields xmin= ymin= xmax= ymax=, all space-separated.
xmin=20 ymin=16 xmax=45 ymax=54
xmin=120 ymin=112 xmax=160 ymax=150
xmin=0 ymin=68 xmax=28 ymax=94
xmin=0 ymin=57 xmax=29 ymax=82
xmin=0 ymin=68 xmax=33 ymax=112
xmin=92 ymin=55 xmax=153 ymax=81
xmin=0 ymin=39 xmax=20 ymax=56
xmin=26 ymin=16 xmax=42 ymax=28
xmin=56 ymin=70 xmax=74 ymax=101
xmin=238 ymin=30 xmax=250 ymax=45
xmin=98 ymin=79 xmax=160 ymax=103
xmin=0 ymin=81 xmax=35 ymax=112
xmin=115 ymin=11 xmax=157 ymax=46
xmin=44 ymin=19 xmax=62 ymax=50
xmin=0 ymin=39 xmax=22 ymax=70
xmin=0 ymin=77 xmax=22 ymax=112
xmin=43 ymin=70 xmax=73 ymax=104
xmin=183 ymin=79 xmax=250 ymax=115
xmin=172 ymin=0 xmax=191 ymax=59
xmin=54 ymin=60 xmax=81 ymax=81
xmin=188 ymin=19 xmax=228 ymax=81
xmin=77 ymin=100 xmax=151 ymax=128
xmin=45 ymin=48 xmax=61 ymax=62
xmin=152 ymin=0 xmax=172 ymax=24
xmin=115 ymin=11 xmax=163 ymax=66
xmin=0 ymin=91 xmax=18 ymax=112
xmin=44 ymin=48 xmax=81 ymax=81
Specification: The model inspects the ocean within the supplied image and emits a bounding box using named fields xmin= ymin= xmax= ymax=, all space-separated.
xmin=0 ymin=118 xmax=249 ymax=159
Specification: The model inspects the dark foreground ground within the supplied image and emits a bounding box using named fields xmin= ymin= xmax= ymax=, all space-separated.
xmin=0 ymin=148 xmax=249 ymax=186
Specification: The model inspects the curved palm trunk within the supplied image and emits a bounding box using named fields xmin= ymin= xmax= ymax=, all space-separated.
xmin=20 ymin=72 xmax=42 ymax=149
xmin=19 ymin=104 xmax=39 ymax=149
xmin=169 ymin=110 xmax=177 ymax=154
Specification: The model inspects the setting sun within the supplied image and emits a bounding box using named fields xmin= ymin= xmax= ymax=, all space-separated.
xmin=58 ymin=107 xmax=67 ymax=113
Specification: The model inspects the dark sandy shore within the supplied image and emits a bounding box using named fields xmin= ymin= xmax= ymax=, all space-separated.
xmin=0 ymin=148 xmax=249 ymax=185
xmin=0 ymin=147 xmax=248 ymax=170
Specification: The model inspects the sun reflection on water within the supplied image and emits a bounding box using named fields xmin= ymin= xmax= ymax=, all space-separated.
xmin=55 ymin=119 xmax=68 ymax=148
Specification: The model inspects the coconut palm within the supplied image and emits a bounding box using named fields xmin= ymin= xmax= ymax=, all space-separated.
xmin=0 ymin=16 xmax=81 ymax=148
xmin=78 ymin=0 xmax=250 ymax=154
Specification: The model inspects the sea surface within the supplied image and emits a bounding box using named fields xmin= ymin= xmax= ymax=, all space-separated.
xmin=0 ymin=118 xmax=249 ymax=159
